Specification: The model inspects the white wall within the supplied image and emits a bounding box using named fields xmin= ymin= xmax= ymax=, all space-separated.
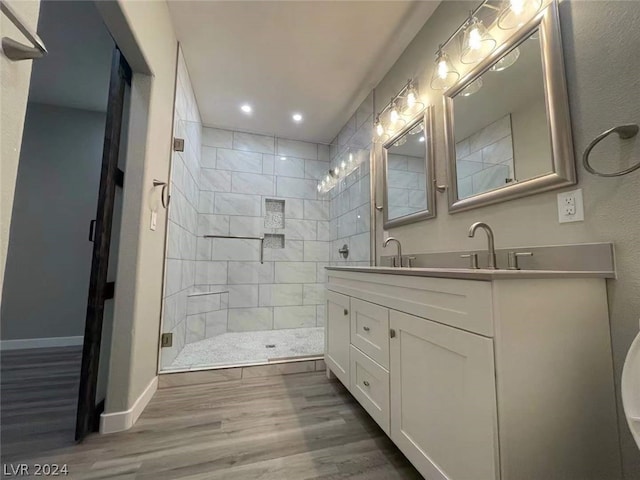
xmin=2 ymin=103 xmax=105 ymax=340
xmin=0 ymin=0 xmax=40 ymax=302
xmin=373 ymin=1 xmax=640 ymax=476
xmin=95 ymin=0 xmax=178 ymax=418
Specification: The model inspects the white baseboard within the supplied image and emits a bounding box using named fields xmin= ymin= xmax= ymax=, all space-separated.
xmin=0 ymin=336 xmax=83 ymax=351
xmin=100 ymin=376 xmax=158 ymax=434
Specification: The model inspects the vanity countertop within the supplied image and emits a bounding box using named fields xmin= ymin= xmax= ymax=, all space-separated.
xmin=325 ymin=266 xmax=615 ymax=281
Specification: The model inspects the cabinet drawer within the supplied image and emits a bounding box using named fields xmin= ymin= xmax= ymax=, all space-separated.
xmin=350 ymin=345 xmax=390 ymax=435
xmin=350 ymin=298 xmax=389 ymax=368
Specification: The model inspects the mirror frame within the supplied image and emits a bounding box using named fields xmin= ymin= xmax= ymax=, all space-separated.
xmin=382 ymin=106 xmax=436 ymax=228
xmin=444 ymin=0 xmax=575 ymax=213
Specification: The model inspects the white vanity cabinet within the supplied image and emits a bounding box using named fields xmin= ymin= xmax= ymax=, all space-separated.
xmin=325 ymin=268 xmax=621 ymax=480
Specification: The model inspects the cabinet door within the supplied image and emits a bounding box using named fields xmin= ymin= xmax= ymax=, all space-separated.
xmin=325 ymin=290 xmax=350 ymax=386
xmin=390 ymin=310 xmax=499 ymax=480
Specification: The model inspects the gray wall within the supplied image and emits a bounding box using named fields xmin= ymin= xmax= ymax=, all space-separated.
xmin=2 ymin=103 xmax=105 ymax=340
xmin=372 ymin=1 xmax=640 ymax=476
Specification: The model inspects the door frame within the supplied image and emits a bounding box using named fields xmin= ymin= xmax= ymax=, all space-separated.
xmin=76 ymin=47 xmax=132 ymax=442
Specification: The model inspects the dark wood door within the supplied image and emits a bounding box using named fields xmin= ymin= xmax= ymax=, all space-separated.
xmin=76 ymin=47 xmax=131 ymax=441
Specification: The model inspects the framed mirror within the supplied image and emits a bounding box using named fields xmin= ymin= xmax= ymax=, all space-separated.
xmin=444 ymin=1 xmax=575 ymax=213
xmin=382 ymin=107 xmax=436 ymax=228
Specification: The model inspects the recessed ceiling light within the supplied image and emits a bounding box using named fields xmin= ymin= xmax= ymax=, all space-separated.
xmin=292 ymin=113 xmax=303 ymax=122
xmin=241 ymin=104 xmax=252 ymax=114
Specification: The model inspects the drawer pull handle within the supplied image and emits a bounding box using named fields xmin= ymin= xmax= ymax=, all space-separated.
xmin=363 ymin=326 xmax=370 ymax=332
xmin=344 ymin=309 xmax=349 ymax=315
xmin=363 ymin=380 xmax=370 ymax=387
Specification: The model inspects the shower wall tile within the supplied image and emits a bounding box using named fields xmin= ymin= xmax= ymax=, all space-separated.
xmin=231 ymin=172 xmax=274 ymax=196
xmin=198 ymin=214 xmax=230 ymax=236
xmin=275 ymin=157 xmax=306 ymax=178
xmin=233 ymin=131 xmax=275 ymax=154
xmin=226 ymin=284 xmax=258 ymax=308
xmin=227 ymin=261 xmax=274 ymax=284
xmin=259 ymin=284 xmax=303 ymax=307
xmin=228 ymin=307 xmax=273 ymax=331
xmin=264 ymin=240 xmax=304 ymax=262
xmin=186 ymin=314 xmax=206 ymax=343
xmin=303 ymin=284 xmax=325 ymax=305
xmin=284 ymin=219 xmax=317 ymax=240
xmin=216 ymin=149 xmax=263 ymax=173
xmin=205 ymin=309 xmax=228 ymax=338
xmin=229 ymin=216 xmax=264 ymax=237
xmin=303 ymin=200 xmax=329 ymax=221
xmin=275 ymin=262 xmax=316 ymax=284
xmin=304 ymin=241 xmax=330 ymax=262
xmin=211 ymin=237 xmax=261 ymax=261
xmin=316 ymin=305 xmax=326 ymax=327
xmin=304 ymin=159 xmax=328 ymax=180
xmin=195 ymin=261 xmax=228 ymax=285
xmin=262 ymin=154 xmax=275 ymax=175
xmin=202 ymin=127 xmax=233 ymax=149
xmin=276 ymin=138 xmax=318 ymax=160
xmin=200 ymin=168 xmax=232 ymax=192
xmin=214 ymin=192 xmax=261 ymax=216
xmin=273 ymin=306 xmax=316 ymax=329
xmin=276 ymin=177 xmax=319 ymax=200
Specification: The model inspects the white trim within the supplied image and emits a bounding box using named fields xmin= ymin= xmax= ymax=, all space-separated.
xmin=0 ymin=336 xmax=83 ymax=351
xmin=99 ymin=376 xmax=157 ymax=434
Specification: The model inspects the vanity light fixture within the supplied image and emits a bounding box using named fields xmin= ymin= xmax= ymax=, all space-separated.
xmin=430 ymin=48 xmax=460 ymax=90
xmin=498 ymin=0 xmax=542 ymax=30
xmin=292 ymin=113 xmax=303 ymax=122
xmin=401 ymin=80 xmax=426 ymax=116
xmin=240 ymin=104 xmax=252 ymax=114
xmin=375 ymin=115 xmax=385 ymax=137
xmin=490 ymin=46 xmax=521 ymax=71
xmin=373 ymin=79 xmax=426 ymax=143
xmin=460 ymin=14 xmax=496 ymax=64
xmin=460 ymin=77 xmax=483 ymax=96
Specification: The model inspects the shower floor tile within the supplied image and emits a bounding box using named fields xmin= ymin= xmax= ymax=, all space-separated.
xmin=166 ymin=327 xmax=324 ymax=370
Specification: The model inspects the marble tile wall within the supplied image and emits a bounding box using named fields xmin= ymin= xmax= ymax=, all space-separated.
xmin=325 ymin=91 xmax=374 ymax=269
xmin=162 ymin=48 xmax=202 ymax=369
xmin=193 ymin=126 xmax=331 ymax=336
xmin=456 ymin=114 xmax=514 ymax=198
xmin=387 ymin=153 xmax=427 ymax=219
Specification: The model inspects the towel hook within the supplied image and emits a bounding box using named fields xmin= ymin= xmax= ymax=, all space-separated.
xmin=582 ymin=124 xmax=639 ymax=177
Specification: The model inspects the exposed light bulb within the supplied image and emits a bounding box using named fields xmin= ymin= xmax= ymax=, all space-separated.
xmin=334 ymin=166 xmax=340 ymax=175
xmin=419 ymin=136 xmax=425 ymax=142
xmin=349 ymin=153 xmax=354 ymax=163
xmin=317 ymin=184 xmax=322 ymax=192
xmin=407 ymin=90 xmax=416 ymax=107
xmin=325 ymin=175 xmax=331 ymax=183
xmin=390 ymin=102 xmax=399 ymax=124
xmin=438 ymin=59 xmax=448 ymax=80
xmin=321 ymin=180 xmax=326 ymax=187
xmin=468 ymin=26 xmax=482 ymax=50
xmin=510 ymin=0 xmax=525 ymax=15
xmin=341 ymin=161 xmax=346 ymax=170
xmin=376 ymin=121 xmax=384 ymax=136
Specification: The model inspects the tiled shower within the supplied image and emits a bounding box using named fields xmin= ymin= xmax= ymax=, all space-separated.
xmin=160 ymin=48 xmax=372 ymax=371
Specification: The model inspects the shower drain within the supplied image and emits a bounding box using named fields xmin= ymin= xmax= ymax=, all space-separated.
xmin=265 ymin=344 xmax=276 ymax=349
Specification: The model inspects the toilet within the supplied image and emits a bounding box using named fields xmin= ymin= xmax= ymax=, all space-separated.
xmin=622 ymin=319 xmax=640 ymax=450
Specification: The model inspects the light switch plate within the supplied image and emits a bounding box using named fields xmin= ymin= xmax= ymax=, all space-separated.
xmin=557 ymin=189 xmax=584 ymax=223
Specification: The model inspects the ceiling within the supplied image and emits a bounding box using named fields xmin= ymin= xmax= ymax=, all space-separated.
xmin=167 ymin=1 xmax=440 ymax=144
xmin=28 ymin=0 xmax=114 ymax=112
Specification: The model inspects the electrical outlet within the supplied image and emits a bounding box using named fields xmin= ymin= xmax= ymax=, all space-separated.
xmin=557 ymin=189 xmax=584 ymax=223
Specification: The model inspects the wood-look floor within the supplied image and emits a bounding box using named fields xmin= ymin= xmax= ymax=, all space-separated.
xmin=1 ymin=346 xmax=82 ymax=462
xmin=1 ymin=353 xmax=421 ymax=479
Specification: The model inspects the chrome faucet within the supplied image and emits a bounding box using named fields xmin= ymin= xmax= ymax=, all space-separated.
xmin=468 ymin=222 xmax=497 ymax=269
xmin=383 ymin=237 xmax=403 ymax=267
